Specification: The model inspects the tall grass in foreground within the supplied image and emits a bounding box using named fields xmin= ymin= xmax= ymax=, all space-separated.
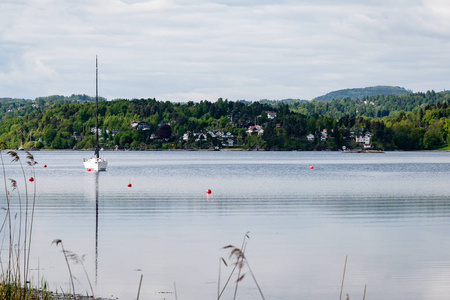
xmin=218 ymin=232 xmax=265 ymax=300
xmin=0 ymin=149 xmax=50 ymax=299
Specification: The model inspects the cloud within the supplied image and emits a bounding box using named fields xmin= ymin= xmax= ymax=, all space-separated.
xmin=1 ymin=0 xmax=449 ymax=101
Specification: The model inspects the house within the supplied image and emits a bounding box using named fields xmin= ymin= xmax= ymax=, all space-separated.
xmin=73 ymin=132 xmax=82 ymax=141
xmin=131 ymin=121 xmax=150 ymax=130
xmin=136 ymin=122 xmax=150 ymax=131
xmin=222 ymin=138 xmax=235 ymax=147
xmin=321 ymin=129 xmax=328 ymax=141
xmin=194 ymin=133 xmax=208 ymax=142
xmin=306 ymin=134 xmax=315 ymax=142
xmin=355 ymin=132 xmax=372 ymax=148
xmin=90 ymin=128 xmax=102 ymax=135
xmin=266 ymin=111 xmax=277 ymax=119
xmin=247 ymin=125 xmax=264 ymax=136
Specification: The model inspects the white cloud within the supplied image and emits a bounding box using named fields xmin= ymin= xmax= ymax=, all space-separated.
xmin=0 ymin=0 xmax=449 ymax=101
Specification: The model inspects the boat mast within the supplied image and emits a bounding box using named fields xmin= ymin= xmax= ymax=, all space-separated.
xmin=95 ymin=55 xmax=99 ymax=159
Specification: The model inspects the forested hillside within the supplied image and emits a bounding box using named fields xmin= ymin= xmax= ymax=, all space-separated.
xmin=291 ymin=90 xmax=450 ymax=119
xmin=314 ymin=86 xmax=412 ymax=101
xmin=0 ymin=94 xmax=105 ymax=120
xmin=1 ymin=93 xmax=450 ymax=151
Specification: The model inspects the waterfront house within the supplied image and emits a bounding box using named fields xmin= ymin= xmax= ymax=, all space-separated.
xmin=306 ymin=134 xmax=315 ymax=141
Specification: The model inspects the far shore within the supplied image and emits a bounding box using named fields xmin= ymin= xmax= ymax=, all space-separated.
xmin=9 ymin=147 xmax=450 ymax=152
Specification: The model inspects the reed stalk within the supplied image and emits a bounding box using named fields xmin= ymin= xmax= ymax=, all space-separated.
xmin=25 ymin=151 xmax=38 ymax=289
xmin=136 ymin=274 xmax=143 ymax=300
xmin=218 ymin=232 xmax=249 ymax=299
xmin=0 ymin=149 xmax=54 ymax=299
xmin=52 ymin=239 xmax=76 ymax=300
xmin=173 ymin=281 xmax=178 ymax=300
xmin=220 ymin=232 xmax=265 ymax=300
xmin=340 ymin=255 xmax=348 ymax=300
xmin=217 ymin=257 xmax=227 ymax=299
xmin=242 ymin=256 xmax=265 ymax=300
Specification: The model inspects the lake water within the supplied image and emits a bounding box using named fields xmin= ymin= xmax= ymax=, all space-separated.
xmin=3 ymin=150 xmax=450 ymax=300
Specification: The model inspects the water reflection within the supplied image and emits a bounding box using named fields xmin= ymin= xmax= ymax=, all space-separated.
xmin=95 ymin=172 xmax=99 ymax=284
xmin=26 ymin=151 xmax=450 ymax=300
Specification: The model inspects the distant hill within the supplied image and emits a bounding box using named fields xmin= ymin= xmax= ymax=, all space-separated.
xmin=0 ymin=94 xmax=106 ymax=121
xmin=314 ymin=86 xmax=412 ymax=101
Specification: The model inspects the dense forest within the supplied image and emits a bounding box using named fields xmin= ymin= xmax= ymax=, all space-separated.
xmin=1 ymin=90 xmax=450 ymax=151
xmin=0 ymin=94 xmax=105 ymax=120
xmin=291 ymin=90 xmax=450 ymax=119
xmin=313 ymin=86 xmax=412 ymax=101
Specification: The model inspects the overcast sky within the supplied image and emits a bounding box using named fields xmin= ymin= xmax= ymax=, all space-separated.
xmin=1 ymin=0 xmax=449 ymax=102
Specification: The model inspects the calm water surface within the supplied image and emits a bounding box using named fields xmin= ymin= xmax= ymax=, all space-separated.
xmin=4 ymin=150 xmax=450 ymax=299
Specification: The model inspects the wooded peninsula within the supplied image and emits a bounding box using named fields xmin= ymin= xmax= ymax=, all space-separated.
xmin=1 ymin=88 xmax=450 ymax=151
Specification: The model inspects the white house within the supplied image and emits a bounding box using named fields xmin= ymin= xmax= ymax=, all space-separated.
xmin=321 ymin=129 xmax=328 ymax=141
xmin=355 ymin=132 xmax=372 ymax=148
xmin=194 ymin=133 xmax=208 ymax=142
xmin=306 ymin=134 xmax=315 ymax=141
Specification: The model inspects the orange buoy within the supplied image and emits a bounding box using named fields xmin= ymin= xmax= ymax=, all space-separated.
xmin=29 ymin=177 xmax=34 ymax=182
xmin=206 ymin=189 xmax=212 ymax=194
xmin=310 ymin=166 xmax=314 ymax=169
xmin=44 ymin=164 xmax=47 ymax=168
xmin=127 ymin=183 xmax=132 ymax=187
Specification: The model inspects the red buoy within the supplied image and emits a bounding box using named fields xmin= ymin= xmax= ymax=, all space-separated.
xmin=44 ymin=164 xmax=47 ymax=168
xmin=87 ymin=168 xmax=91 ymax=172
xmin=310 ymin=166 xmax=314 ymax=169
xmin=127 ymin=183 xmax=132 ymax=187
xmin=206 ymin=189 xmax=212 ymax=194
xmin=29 ymin=177 xmax=34 ymax=182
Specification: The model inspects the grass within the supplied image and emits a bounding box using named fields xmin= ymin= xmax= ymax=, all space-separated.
xmin=0 ymin=149 xmax=40 ymax=299
xmin=217 ymin=232 xmax=265 ymax=300
xmin=0 ymin=149 xmax=101 ymax=300
xmin=435 ymin=144 xmax=450 ymax=150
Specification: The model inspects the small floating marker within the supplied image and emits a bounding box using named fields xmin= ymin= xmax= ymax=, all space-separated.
xmin=127 ymin=183 xmax=132 ymax=188
xmin=87 ymin=168 xmax=91 ymax=172
xmin=29 ymin=177 xmax=34 ymax=182
xmin=310 ymin=166 xmax=314 ymax=169
xmin=44 ymin=164 xmax=47 ymax=168
xmin=206 ymin=189 xmax=212 ymax=194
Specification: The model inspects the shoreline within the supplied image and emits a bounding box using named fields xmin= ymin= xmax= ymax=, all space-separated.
xmin=13 ymin=148 xmax=450 ymax=152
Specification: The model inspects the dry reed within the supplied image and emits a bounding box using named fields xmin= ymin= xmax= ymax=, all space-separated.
xmin=218 ymin=232 xmax=265 ymax=300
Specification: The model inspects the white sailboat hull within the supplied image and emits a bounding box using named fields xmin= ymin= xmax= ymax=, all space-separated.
xmin=83 ymin=157 xmax=108 ymax=171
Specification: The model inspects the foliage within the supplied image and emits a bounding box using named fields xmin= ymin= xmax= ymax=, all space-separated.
xmin=1 ymin=92 xmax=450 ymax=151
xmin=0 ymin=94 xmax=106 ymax=121
xmin=313 ymin=85 xmax=412 ymax=101
xmin=290 ymin=90 xmax=450 ymax=119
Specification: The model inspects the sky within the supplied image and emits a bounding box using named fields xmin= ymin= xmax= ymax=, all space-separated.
xmin=1 ymin=0 xmax=450 ymax=102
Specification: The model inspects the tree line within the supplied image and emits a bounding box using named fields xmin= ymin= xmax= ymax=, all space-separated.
xmin=1 ymin=92 xmax=450 ymax=151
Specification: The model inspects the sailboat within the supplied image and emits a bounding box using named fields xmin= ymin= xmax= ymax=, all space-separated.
xmin=83 ymin=56 xmax=108 ymax=171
